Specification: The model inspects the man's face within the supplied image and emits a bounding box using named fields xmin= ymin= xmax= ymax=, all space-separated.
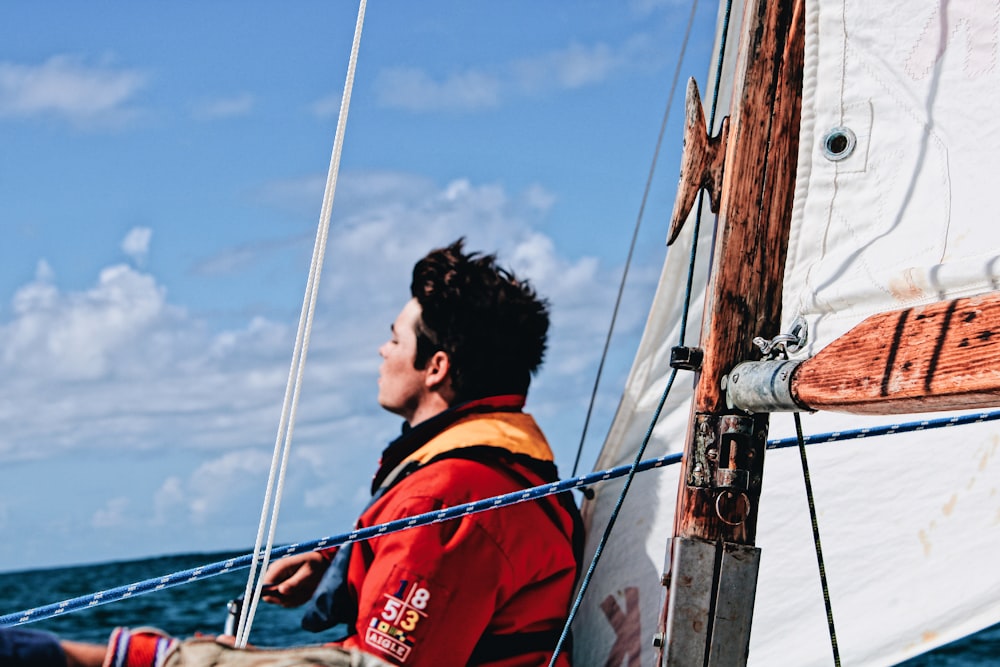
xmin=377 ymin=298 xmax=430 ymax=423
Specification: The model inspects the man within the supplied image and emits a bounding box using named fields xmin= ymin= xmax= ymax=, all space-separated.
xmin=32 ymin=239 xmax=581 ymax=667
xmin=262 ymin=239 xmax=582 ymax=665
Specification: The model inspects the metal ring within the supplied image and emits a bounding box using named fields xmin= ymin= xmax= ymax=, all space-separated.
xmin=715 ymin=490 xmax=751 ymax=526
xmin=823 ymin=127 xmax=857 ymax=161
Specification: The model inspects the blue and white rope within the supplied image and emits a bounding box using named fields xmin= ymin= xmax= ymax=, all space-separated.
xmin=5 ymin=407 xmax=1000 ymax=628
xmin=767 ymin=409 xmax=1000 ymax=449
xmin=0 ymin=454 xmax=679 ymax=627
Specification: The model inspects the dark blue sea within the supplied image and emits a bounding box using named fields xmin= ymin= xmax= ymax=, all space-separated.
xmin=1 ymin=551 xmax=997 ymax=664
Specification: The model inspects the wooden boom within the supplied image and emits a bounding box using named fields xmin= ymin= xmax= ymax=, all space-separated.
xmin=727 ymin=291 xmax=1000 ymax=415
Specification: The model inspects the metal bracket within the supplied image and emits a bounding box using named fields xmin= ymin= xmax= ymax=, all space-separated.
xmin=687 ymin=414 xmax=756 ymax=488
xmin=724 ymin=359 xmax=808 ymax=413
xmin=671 ymin=346 xmax=704 ymax=371
xmin=722 ymin=316 xmax=810 ymax=414
xmin=661 ymin=537 xmax=761 ymax=667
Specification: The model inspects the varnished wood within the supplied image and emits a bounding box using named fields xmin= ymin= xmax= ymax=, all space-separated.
xmin=667 ymin=78 xmax=730 ymax=246
xmin=657 ymin=0 xmax=805 ymax=667
xmin=660 ymin=1 xmax=805 ymax=663
xmin=794 ymin=292 xmax=1000 ymax=414
xmin=674 ymin=0 xmax=805 ymax=544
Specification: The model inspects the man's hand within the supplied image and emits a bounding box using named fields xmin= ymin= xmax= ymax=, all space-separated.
xmin=260 ymin=550 xmax=331 ymax=608
xmin=61 ymin=640 xmax=109 ymax=667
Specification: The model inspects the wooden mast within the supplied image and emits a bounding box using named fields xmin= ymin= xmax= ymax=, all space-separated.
xmin=658 ymin=0 xmax=805 ymax=664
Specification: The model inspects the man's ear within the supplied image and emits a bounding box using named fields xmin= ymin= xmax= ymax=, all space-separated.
xmin=423 ymin=350 xmax=452 ymax=389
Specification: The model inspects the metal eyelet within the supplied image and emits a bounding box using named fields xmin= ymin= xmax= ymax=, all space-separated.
xmin=822 ymin=127 xmax=857 ymax=161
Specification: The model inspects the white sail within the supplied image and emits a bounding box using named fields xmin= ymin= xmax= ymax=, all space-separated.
xmin=575 ymin=0 xmax=1000 ymax=665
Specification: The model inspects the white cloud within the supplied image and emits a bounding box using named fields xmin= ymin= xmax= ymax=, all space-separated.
xmin=303 ymin=482 xmax=341 ymax=510
xmin=186 ymin=450 xmax=274 ymax=524
xmin=372 ymin=35 xmax=654 ymax=113
xmin=0 ymin=177 xmax=630 ymax=457
xmin=257 ymin=174 xmax=328 ymax=214
xmin=191 ymin=233 xmax=310 ymax=277
xmin=3 ymin=261 xmax=171 ymax=380
xmin=629 ymin=0 xmax=689 ymax=14
xmin=153 ymin=476 xmax=185 ymax=525
xmin=152 ymin=450 xmax=276 ymax=526
xmin=92 ymin=497 xmax=130 ymax=528
xmin=310 ymin=93 xmax=342 ymax=119
xmin=522 ymin=184 xmax=557 ymax=213
xmin=192 ymin=93 xmax=255 ymax=120
xmin=0 ymin=257 xmax=295 ymax=464
xmin=511 ymin=42 xmax=621 ymax=93
xmin=0 ymin=55 xmax=146 ymax=127
xmin=374 ymin=67 xmax=501 ymax=112
xmin=210 ymin=316 xmax=288 ymax=359
xmin=122 ymin=227 xmax=153 ymax=265
xmin=0 ymin=172 xmax=654 ymax=567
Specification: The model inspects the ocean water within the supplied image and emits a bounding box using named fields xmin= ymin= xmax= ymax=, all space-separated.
xmin=0 ymin=553 xmax=318 ymax=649
xmin=1 ymin=551 xmax=997 ymax=664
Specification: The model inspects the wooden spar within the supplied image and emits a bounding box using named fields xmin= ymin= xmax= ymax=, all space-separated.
xmin=796 ymin=292 xmax=1000 ymax=413
xmin=726 ymin=291 xmax=1000 ymax=415
xmin=659 ymin=0 xmax=805 ymax=664
xmin=672 ymin=0 xmax=804 ymax=545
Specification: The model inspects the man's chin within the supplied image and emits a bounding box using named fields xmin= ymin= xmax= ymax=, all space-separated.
xmin=377 ymin=398 xmax=401 ymax=416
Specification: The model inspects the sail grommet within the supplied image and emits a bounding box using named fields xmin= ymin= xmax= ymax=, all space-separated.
xmin=822 ymin=127 xmax=857 ymax=161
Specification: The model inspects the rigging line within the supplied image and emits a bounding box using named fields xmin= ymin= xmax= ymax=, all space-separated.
xmin=7 ymin=407 xmax=1000 ymax=629
xmin=551 ymin=371 xmax=680 ymax=667
xmin=679 ymin=0 xmax=733 ymax=346
xmin=766 ymin=409 xmax=1000 ymax=449
xmin=569 ymin=0 xmax=702 ymax=479
xmin=678 ymin=201 xmax=706 ymax=347
xmin=234 ymin=0 xmax=368 ymax=648
xmin=2 ymin=453 xmax=682 ymax=629
xmin=706 ymin=0 xmax=735 ymax=132
xmin=792 ymin=408 xmax=842 ymax=667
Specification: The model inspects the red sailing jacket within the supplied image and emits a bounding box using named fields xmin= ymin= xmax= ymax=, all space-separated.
xmin=98 ymin=398 xmax=581 ymax=667
xmin=335 ymin=397 xmax=581 ymax=666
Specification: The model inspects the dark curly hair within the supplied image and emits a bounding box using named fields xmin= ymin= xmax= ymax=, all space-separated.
xmin=410 ymin=238 xmax=549 ymax=403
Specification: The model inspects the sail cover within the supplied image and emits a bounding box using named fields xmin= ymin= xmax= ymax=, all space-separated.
xmin=575 ymin=0 xmax=1000 ymax=665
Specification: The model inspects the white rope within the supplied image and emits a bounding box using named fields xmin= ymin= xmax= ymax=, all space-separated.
xmin=234 ymin=0 xmax=368 ymax=647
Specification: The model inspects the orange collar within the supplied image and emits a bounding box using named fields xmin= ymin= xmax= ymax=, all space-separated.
xmin=403 ymin=411 xmax=554 ymax=466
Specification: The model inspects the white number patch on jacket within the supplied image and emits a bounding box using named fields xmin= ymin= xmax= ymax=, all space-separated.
xmin=364 ymin=579 xmax=432 ymax=662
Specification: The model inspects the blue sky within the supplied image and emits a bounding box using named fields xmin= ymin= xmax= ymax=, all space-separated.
xmin=0 ymin=1 xmax=718 ymax=574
